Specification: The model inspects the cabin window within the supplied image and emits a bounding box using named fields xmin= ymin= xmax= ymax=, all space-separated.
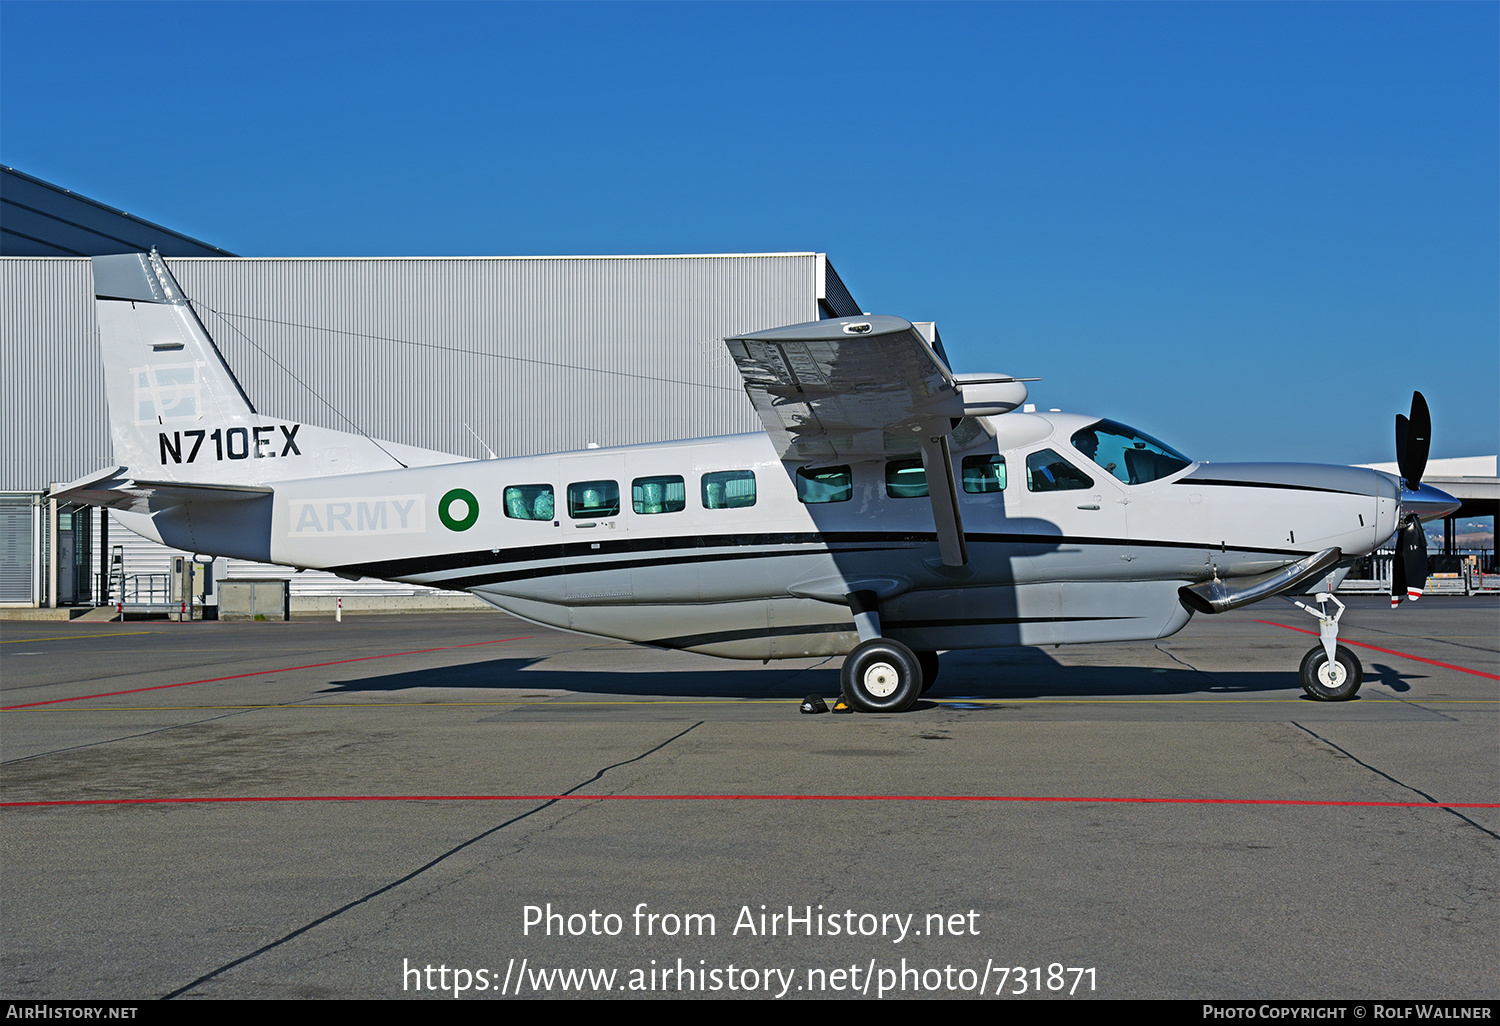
xmin=632 ymin=475 xmax=686 ymax=514
xmin=1071 ymin=420 xmax=1192 ymax=484
xmin=885 ymin=458 xmax=928 ymax=498
xmin=796 ymin=465 xmax=853 ymax=504
xmin=1025 ymin=449 xmax=1093 ymax=492
xmin=962 ymin=454 xmax=1007 ymax=493
xmin=567 ymin=480 xmax=620 ymax=518
xmin=504 ymin=484 xmax=555 ymax=520
xmin=702 ymin=470 xmax=756 ymax=509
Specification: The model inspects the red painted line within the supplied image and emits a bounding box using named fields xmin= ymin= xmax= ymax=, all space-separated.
xmin=3 ymin=794 xmax=1495 ymax=809
xmin=0 ymin=636 xmax=532 ymax=710
xmin=1255 ymin=621 xmax=1500 ymax=680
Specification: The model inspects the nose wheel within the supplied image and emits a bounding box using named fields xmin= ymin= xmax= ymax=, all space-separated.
xmin=1289 ymin=592 xmax=1362 ymax=701
xmin=1299 ymin=644 xmax=1363 ymax=701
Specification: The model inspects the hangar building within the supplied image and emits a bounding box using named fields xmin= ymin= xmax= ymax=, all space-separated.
xmin=0 ymin=166 xmax=862 ymax=611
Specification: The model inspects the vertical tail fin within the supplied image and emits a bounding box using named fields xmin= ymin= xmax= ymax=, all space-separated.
xmin=92 ymin=251 xmax=462 ymax=484
xmin=94 ymin=251 xmax=264 ymax=480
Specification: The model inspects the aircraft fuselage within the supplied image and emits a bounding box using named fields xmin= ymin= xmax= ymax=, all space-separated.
xmin=121 ymin=412 xmax=1402 ymax=660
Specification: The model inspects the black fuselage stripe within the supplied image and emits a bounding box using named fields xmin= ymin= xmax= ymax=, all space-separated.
xmin=333 ymin=532 xmax=910 ymax=579
xmin=331 ymin=531 xmax=1310 ymax=585
xmin=1179 ymin=478 xmax=1366 ymax=496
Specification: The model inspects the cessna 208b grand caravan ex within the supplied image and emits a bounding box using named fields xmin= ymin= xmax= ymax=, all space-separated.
xmin=55 ymin=251 xmax=1460 ymax=713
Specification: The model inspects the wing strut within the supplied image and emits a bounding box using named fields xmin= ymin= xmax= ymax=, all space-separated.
xmin=918 ymin=434 xmax=968 ymax=567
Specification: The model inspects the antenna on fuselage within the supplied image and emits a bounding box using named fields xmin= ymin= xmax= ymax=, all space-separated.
xmin=463 ymin=422 xmax=497 ymax=460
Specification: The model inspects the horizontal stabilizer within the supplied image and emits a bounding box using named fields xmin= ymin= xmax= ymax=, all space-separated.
xmin=50 ymin=467 xmax=271 ymax=514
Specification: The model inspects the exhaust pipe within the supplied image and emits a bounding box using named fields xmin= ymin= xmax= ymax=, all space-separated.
xmin=1179 ymin=547 xmax=1344 ymax=615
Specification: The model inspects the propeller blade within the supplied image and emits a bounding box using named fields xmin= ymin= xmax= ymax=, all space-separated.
xmin=1397 ymin=391 xmax=1431 ymax=489
xmin=1401 ymin=516 xmax=1428 ymax=602
xmin=1395 ymin=414 xmax=1409 ymax=480
xmin=1391 ymin=528 xmax=1407 ymax=608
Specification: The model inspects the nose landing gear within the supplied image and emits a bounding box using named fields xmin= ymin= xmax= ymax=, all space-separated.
xmin=1289 ymin=592 xmax=1363 ymax=701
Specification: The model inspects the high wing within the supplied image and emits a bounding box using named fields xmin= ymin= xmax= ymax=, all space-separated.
xmin=726 ymin=315 xmax=1032 ymax=567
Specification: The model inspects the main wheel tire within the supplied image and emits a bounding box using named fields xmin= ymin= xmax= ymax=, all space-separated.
xmin=916 ymin=650 xmax=941 ymax=694
xmin=841 ymin=638 xmax=923 ymax=713
xmin=1299 ymin=644 xmax=1363 ymax=701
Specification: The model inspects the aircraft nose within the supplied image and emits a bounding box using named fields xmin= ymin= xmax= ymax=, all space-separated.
xmin=1402 ymin=482 xmax=1461 ymax=523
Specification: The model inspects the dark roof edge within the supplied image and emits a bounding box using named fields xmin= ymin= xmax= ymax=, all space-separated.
xmin=1 ymin=165 xmax=238 ymax=257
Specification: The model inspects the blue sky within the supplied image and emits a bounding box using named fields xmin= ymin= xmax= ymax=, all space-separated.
xmin=3 ymin=1 xmax=1496 ymax=466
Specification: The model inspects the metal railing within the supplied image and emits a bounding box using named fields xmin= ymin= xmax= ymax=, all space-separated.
xmin=1338 ymin=548 xmax=1495 ymax=596
xmin=121 ymin=573 xmax=171 ymax=605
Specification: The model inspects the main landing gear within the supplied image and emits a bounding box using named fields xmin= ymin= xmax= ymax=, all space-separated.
xmin=842 ymin=638 xmax=924 ymax=713
xmin=839 ymin=590 xmax=937 ymax=713
xmin=1289 ymin=592 xmax=1363 ymax=701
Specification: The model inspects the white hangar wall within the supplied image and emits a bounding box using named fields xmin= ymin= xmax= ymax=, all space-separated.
xmin=2 ymin=252 xmax=861 ymax=605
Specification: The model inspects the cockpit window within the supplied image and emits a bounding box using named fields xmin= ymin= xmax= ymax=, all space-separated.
xmin=1026 ymin=449 xmax=1093 ymax=492
xmin=1071 ymin=420 xmax=1191 ymax=485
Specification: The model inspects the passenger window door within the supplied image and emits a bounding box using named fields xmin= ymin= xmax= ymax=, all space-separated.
xmin=567 ymin=479 xmax=621 ymax=531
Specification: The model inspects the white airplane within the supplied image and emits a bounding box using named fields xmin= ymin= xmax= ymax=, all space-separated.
xmin=54 ymin=251 xmax=1460 ymax=712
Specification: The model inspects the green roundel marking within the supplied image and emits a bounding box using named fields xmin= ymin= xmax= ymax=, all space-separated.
xmin=438 ymin=488 xmax=479 ymax=531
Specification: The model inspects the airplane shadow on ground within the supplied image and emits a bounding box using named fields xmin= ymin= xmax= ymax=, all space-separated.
xmin=317 ymin=645 xmax=1351 ymax=702
xmin=1363 ymin=662 xmax=1418 ymax=693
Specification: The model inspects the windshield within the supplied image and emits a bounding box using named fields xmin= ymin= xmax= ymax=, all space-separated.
xmin=1070 ymin=420 xmax=1192 ymax=484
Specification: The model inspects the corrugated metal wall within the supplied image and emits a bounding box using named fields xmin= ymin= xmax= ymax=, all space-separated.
xmin=2 ymin=253 xmax=852 ymax=489
xmin=2 ymin=259 xmax=113 ymax=489
xmin=2 ymin=252 xmax=861 ymax=601
xmin=0 ymin=495 xmax=39 ymax=605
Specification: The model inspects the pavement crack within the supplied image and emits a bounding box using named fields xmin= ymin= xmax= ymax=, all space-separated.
xmin=1360 ymin=690 xmax=1458 ymax=722
xmin=1154 ymin=644 xmax=1212 ymax=679
xmin=160 ymin=720 xmax=704 ymax=999
xmin=768 ymin=658 xmax=835 ymax=694
xmin=1290 ymin=721 xmax=1498 ymax=841
xmin=2 ymin=705 xmax=283 ymax=767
